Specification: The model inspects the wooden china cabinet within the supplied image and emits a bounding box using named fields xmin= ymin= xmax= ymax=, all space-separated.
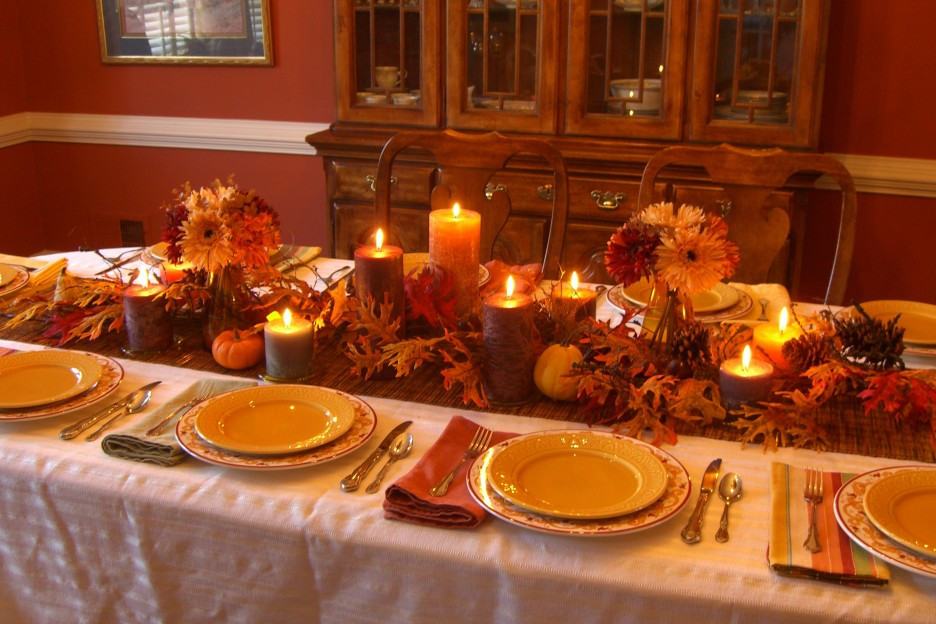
xmin=307 ymin=0 xmax=830 ymax=286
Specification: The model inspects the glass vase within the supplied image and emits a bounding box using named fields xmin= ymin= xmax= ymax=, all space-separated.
xmin=202 ymin=264 xmax=250 ymax=350
xmin=643 ymin=277 xmax=695 ymax=349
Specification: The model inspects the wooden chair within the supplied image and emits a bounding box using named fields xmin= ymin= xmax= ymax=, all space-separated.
xmin=374 ymin=128 xmax=569 ymax=279
xmin=636 ymin=143 xmax=857 ymax=305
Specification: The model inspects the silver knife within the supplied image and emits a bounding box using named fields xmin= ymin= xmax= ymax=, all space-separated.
xmin=59 ymin=381 xmax=162 ymax=440
xmin=680 ymin=458 xmax=722 ymax=544
xmin=340 ymin=420 xmax=412 ymax=492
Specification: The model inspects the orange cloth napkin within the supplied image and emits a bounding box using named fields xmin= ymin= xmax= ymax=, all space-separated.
xmin=768 ymin=463 xmax=889 ymax=587
xmin=383 ymin=415 xmax=516 ymax=529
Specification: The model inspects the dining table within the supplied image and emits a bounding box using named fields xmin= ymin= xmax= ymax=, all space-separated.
xmin=0 ymin=248 xmax=933 ymax=623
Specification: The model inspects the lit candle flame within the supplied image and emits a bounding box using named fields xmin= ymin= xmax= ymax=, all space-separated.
xmin=375 ymin=227 xmax=384 ymax=251
xmin=570 ymin=271 xmax=579 ymax=293
xmin=452 ymin=203 xmax=461 ymax=219
xmin=505 ymin=275 xmax=515 ymax=299
xmin=137 ymin=270 xmax=150 ymax=287
xmin=778 ymin=306 xmax=789 ymax=335
xmin=283 ymin=308 xmax=293 ymax=328
xmin=742 ymin=344 xmax=752 ymax=372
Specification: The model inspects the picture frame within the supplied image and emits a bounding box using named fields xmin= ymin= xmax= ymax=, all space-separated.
xmin=96 ymin=0 xmax=273 ymax=65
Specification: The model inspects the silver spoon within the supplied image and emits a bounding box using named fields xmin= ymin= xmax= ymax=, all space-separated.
xmin=85 ymin=387 xmax=154 ymax=442
xmin=715 ymin=473 xmax=743 ymax=543
xmin=365 ymin=432 xmax=413 ymax=494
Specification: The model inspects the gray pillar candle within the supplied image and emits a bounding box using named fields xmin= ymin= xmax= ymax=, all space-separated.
xmin=264 ymin=309 xmax=314 ymax=381
xmin=483 ymin=276 xmax=535 ymax=404
xmin=718 ymin=345 xmax=774 ymax=409
xmin=123 ymin=278 xmax=172 ymax=352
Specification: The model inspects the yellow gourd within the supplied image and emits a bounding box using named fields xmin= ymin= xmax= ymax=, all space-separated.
xmin=534 ymin=344 xmax=583 ymax=401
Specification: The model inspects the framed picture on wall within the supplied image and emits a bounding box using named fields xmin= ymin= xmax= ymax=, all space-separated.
xmin=96 ymin=0 xmax=273 ymax=65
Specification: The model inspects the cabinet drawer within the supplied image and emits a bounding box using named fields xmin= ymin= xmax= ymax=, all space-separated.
xmin=561 ymin=222 xmax=617 ymax=285
xmin=332 ymin=162 xmax=434 ymax=204
xmin=333 ymin=201 xmax=429 ymax=259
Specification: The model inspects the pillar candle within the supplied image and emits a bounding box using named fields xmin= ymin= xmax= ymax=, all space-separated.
xmin=353 ymin=228 xmax=405 ymax=337
xmin=483 ymin=276 xmax=535 ymax=404
xmin=160 ymin=260 xmax=193 ymax=284
xmin=264 ymin=309 xmax=314 ymax=381
xmin=753 ymin=307 xmax=803 ymax=370
xmin=719 ymin=344 xmax=774 ymax=409
xmin=550 ymin=272 xmax=598 ymax=320
xmin=123 ymin=272 xmax=172 ymax=352
xmin=429 ymin=203 xmax=481 ymax=318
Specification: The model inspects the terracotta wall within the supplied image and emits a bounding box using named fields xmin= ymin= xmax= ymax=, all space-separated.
xmin=2 ymin=1 xmax=934 ymax=304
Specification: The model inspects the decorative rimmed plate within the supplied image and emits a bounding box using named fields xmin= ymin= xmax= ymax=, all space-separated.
xmin=144 ymin=242 xmax=287 ymax=267
xmin=486 ymin=431 xmax=668 ymax=519
xmin=193 ymin=385 xmax=356 ymax=456
xmin=0 ymin=264 xmax=29 ymax=297
xmin=0 ymin=352 xmax=123 ymax=421
xmin=468 ymin=431 xmax=691 ymax=536
xmin=863 ymin=469 xmax=936 ymax=560
xmin=608 ymin=283 xmax=752 ymax=323
xmin=176 ymin=390 xmax=377 ymax=470
xmin=614 ymin=279 xmax=740 ymax=313
xmin=847 ymin=301 xmax=936 ymax=346
xmin=834 ymin=466 xmax=936 ymax=578
xmin=0 ymin=350 xmax=104 ymax=409
xmin=403 ymin=252 xmax=490 ymax=286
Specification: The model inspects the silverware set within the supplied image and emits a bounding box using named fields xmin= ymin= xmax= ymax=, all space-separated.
xmin=681 ymin=460 xmax=746 ymax=544
xmin=60 ymin=381 xmax=161 ymax=441
xmin=341 ymin=420 xmax=413 ymax=492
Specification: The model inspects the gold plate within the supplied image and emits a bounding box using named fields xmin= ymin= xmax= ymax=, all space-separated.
xmin=403 ymin=253 xmax=490 ymax=286
xmin=486 ymin=431 xmax=668 ymax=519
xmin=0 ymin=350 xmax=103 ymax=409
xmin=0 ymin=264 xmax=29 ymax=297
xmin=194 ymin=385 xmax=356 ymax=456
xmin=863 ymin=469 xmax=936 ymax=559
xmin=617 ymin=278 xmax=740 ymax=313
xmin=850 ymin=300 xmax=936 ymax=346
xmin=0 ymin=263 xmax=18 ymax=287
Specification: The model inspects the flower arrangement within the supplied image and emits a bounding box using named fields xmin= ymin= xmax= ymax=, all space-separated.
xmin=162 ymin=177 xmax=281 ymax=273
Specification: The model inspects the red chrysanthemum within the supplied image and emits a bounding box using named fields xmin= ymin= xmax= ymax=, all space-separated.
xmin=604 ymin=222 xmax=661 ymax=287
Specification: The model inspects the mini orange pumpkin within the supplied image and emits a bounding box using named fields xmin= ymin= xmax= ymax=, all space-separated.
xmin=212 ymin=329 xmax=264 ymax=370
xmin=533 ymin=343 xmax=583 ymax=401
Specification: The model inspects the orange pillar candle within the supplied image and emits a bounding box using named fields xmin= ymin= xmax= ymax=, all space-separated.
xmin=353 ymin=228 xmax=405 ymax=337
xmin=753 ymin=307 xmax=803 ymax=369
xmin=483 ymin=276 xmax=535 ymax=404
xmin=719 ymin=344 xmax=774 ymax=409
xmin=550 ymin=271 xmax=598 ymax=320
xmin=264 ymin=309 xmax=314 ymax=381
xmin=429 ymin=202 xmax=481 ymax=318
xmin=160 ymin=260 xmax=193 ymax=284
xmin=123 ymin=271 xmax=172 ymax=352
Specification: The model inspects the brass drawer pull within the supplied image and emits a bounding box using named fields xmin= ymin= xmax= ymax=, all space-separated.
xmin=717 ymin=199 xmax=733 ymax=217
xmin=537 ymin=184 xmax=554 ymax=201
xmin=590 ymin=190 xmax=627 ymax=210
xmin=365 ymin=174 xmax=397 ymax=192
xmin=485 ymin=182 xmax=507 ymax=200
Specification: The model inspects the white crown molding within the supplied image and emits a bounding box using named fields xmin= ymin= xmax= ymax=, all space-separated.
xmin=1 ymin=112 xmax=935 ymax=197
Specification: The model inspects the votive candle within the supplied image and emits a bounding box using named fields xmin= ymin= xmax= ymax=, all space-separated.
xmin=753 ymin=307 xmax=803 ymax=369
xmin=429 ymin=202 xmax=481 ymax=318
xmin=264 ymin=309 xmax=314 ymax=381
xmin=353 ymin=228 xmax=405 ymax=337
xmin=123 ymin=271 xmax=172 ymax=352
xmin=160 ymin=260 xmax=193 ymax=284
xmin=719 ymin=344 xmax=774 ymax=409
xmin=483 ymin=276 xmax=535 ymax=404
xmin=550 ymin=271 xmax=598 ymax=320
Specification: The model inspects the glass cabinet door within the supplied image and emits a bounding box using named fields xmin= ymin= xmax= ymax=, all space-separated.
xmin=565 ymin=0 xmax=689 ymax=139
xmin=689 ymin=0 xmax=826 ymax=147
xmin=447 ymin=0 xmax=560 ymax=133
xmin=334 ymin=0 xmax=441 ymax=126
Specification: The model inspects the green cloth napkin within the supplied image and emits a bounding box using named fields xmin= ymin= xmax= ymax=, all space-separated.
xmin=101 ymin=378 xmax=256 ymax=467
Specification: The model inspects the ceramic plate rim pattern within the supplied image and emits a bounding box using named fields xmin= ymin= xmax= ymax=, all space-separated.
xmin=193 ymin=385 xmax=356 ymax=456
xmin=176 ymin=389 xmax=377 ymax=470
xmin=0 ymin=264 xmax=29 ymax=297
xmin=0 ymin=350 xmax=104 ymax=408
xmin=403 ymin=252 xmax=490 ymax=286
xmin=862 ymin=469 xmax=936 ymax=559
xmin=608 ymin=283 xmax=752 ymax=323
xmin=486 ymin=431 xmax=668 ymax=519
xmin=0 ymin=263 xmax=19 ymax=287
xmin=0 ymin=352 xmax=123 ymax=421
xmin=468 ymin=430 xmax=691 ymax=536
xmin=833 ymin=465 xmax=936 ymax=578
xmin=846 ymin=300 xmax=936 ymax=346
xmin=616 ymin=278 xmax=740 ymax=313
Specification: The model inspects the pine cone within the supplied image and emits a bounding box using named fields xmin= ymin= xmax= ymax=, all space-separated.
xmin=782 ymin=332 xmax=831 ymax=372
xmin=669 ymin=320 xmax=711 ymax=370
xmin=833 ymin=303 xmax=905 ymax=370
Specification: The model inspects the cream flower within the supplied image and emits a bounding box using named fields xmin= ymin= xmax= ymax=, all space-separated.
xmin=179 ymin=207 xmax=234 ymax=272
xmin=655 ymin=221 xmax=738 ymax=296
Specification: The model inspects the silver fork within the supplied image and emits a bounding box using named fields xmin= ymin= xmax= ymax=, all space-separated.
xmin=430 ymin=426 xmax=493 ymax=497
xmin=803 ymin=467 xmax=824 ymax=553
xmin=145 ymin=393 xmax=211 ymax=437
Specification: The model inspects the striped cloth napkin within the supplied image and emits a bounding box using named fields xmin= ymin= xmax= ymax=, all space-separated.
xmin=768 ymin=462 xmax=890 ymax=587
xmin=0 ymin=257 xmax=68 ymax=304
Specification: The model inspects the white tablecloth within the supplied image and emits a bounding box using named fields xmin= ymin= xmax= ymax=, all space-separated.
xmin=0 ymin=251 xmax=934 ymax=623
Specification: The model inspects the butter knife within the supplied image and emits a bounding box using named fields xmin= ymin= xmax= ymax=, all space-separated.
xmin=59 ymin=381 xmax=162 ymax=440
xmin=340 ymin=420 xmax=412 ymax=492
xmin=680 ymin=458 xmax=722 ymax=544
